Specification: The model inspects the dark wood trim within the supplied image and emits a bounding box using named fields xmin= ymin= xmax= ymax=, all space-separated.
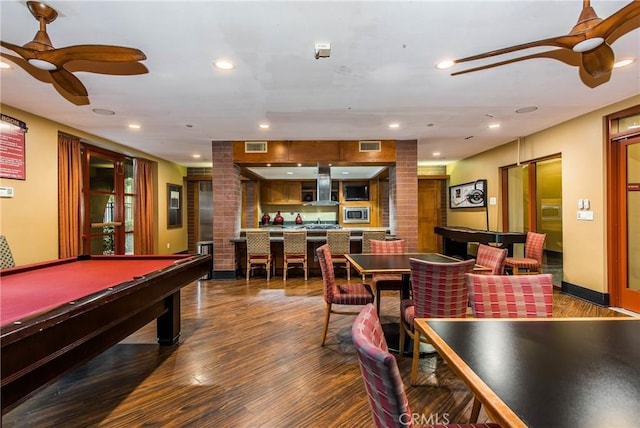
xmin=212 ymin=270 xmax=237 ymax=280
xmin=561 ymin=281 xmax=610 ymax=307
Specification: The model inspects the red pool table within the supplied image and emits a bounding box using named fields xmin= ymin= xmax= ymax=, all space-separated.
xmin=0 ymin=253 xmax=211 ymax=414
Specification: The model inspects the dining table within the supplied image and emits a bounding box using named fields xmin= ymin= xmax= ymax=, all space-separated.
xmin=413 ymin=317 xmax=640 ymax=428
xmin=345 ymin=252 xmax=488 ymax=353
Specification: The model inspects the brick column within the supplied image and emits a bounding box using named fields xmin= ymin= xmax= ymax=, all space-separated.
xmin=392 ymin=140 xmax=418 ymax=252
xmin=212 ymin=141 xmax=241 ymax=279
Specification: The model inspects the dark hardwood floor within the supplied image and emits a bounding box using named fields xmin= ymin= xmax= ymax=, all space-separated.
xmin=2 ymin=272 xmax=631 ymax=427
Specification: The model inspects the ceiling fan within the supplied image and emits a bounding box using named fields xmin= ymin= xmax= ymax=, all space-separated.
xmin=448 ymin=0 xmax=640 ymax=86
xmin=0 ymin=1 xmax=147 ymax=105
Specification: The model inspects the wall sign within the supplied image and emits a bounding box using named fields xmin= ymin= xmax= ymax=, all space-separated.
xmin=0 ymin=114 xmax=28 ymax=180
xmin=449 ymin=179 xmax=487 ymax=209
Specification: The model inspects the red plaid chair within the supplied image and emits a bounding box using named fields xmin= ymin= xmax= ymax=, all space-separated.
xmin=465 ymin=272 xmax=553 ymax=422
xmin=475 ymin=244 xmax=508 ymax=275
xmin=317 ymin=244 xmax=374 ymax=346
xmin=504 ymin=232 xmax=546 ymax=275
xmin=370 ymin=239 xmax=406 ymax=315
xmin=400 ymin=258 xmax=475 ymax=385
xmin=353 ymin=304 xmax=502 ymax=428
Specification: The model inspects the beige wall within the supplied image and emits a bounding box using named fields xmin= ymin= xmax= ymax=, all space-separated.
xmin=0 ymin=104 xmax=188 ymax=265
xmin=446 ymin=95 xmax=640 ymax=295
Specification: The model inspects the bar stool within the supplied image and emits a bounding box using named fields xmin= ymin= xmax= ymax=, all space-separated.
xmin=246 ymin=230 xmax=274 ymax=280
xmin=283 ymin=230 xmax=307 ymax=280
xmin=326 ymin=229 xmax=351 ymax=280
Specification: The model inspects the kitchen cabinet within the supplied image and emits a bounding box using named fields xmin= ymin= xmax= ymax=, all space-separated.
xmin=261 ymin=181 xmax=302 ymax=204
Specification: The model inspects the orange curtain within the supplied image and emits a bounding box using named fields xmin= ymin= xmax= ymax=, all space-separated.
xmin=134 ymin=158 xmax=154 ymax=254
xmin=58 ymin=134 xmax=82 ymax=258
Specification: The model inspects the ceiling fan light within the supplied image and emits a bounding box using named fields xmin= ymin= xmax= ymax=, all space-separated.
xmin=28 ymin=58 xmax=57 ymax=71
xmin=572 ymin=37 xmax=604 ymax=53
xmin=614 ymin=58 xmax=635 ymax=69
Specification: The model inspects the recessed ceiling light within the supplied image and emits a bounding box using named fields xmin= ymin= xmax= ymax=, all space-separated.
xmin=258 ymin=123 xmax=270 ymax=129
xmin=266 ymin=163 xmax=272 ymax=167
xmin=128 ymin=123 xmax=141 ymax=130
xmin=432 ymin=152 xmax=441 ymax=156
xmin=92 ymin=108 xmax=115 ymax=115
xmin=342 ymin=171 xmax=350 ymax=175
xmin=436 ymin=59 xmax=455 ymax=70
xmin=516 ymin=106 xmax=538 ymax=114
xmin=388 ymin=123 xmax=400 ymax=129
xmin=213 ymin=59 xmax=235 ymax=70
xmin=614 ymin=58 xmax=635 ymax=68
xmin=286 ymin=171 xmax=294 ymax=175
xmin=0 ymin=61 xmax=11 ymax=69
xmin=192 ymin=154 xmax=201 ymax=159
xmin=488 ymin=123 xmax=501 ymax=129
xmin=297 ymin=163 xmax=302 ymax=167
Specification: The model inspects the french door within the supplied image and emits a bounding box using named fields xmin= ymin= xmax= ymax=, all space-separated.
xmin=608 ymin=106 xmax=640 ymax=312
xmin=81 ymin=145 xmax=134 ymax=255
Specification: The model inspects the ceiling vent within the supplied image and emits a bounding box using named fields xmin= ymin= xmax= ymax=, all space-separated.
xmin=359 ymin=140 xmax=381 ymax=152
xmin=245 ymin=141 xmax=267 ymax=153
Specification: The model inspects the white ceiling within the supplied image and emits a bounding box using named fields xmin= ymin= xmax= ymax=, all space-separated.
xmin=1 ymin=0 xmax=639 ymax=174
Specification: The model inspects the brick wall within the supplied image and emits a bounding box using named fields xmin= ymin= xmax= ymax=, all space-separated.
xmin=392 ymin=140 xmax=418 ymax=252
xmin=212 ymin=142 xmax=241 ymax=278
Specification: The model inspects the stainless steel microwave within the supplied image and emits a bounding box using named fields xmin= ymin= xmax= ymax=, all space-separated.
xmin=343 ymin=207 xmax=370 ymax=223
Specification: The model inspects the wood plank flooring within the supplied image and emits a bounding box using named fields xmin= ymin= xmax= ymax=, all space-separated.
xmin=2 ymin=274 xmax=631 ymax=427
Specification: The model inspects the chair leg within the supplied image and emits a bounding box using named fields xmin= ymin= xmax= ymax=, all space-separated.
xmin=376 ymin=287 xmax=382 ymax=315
xmin=399 ymin=320 xmax=406 ymax=357
xmin=283 ymin=260 xmax=288 ymax=281
xmin=266 ymin=260 xmax=270 ymax=281
xmin=470 ymin=397 xmax=482 ymax=423
xmin=321 ymin=303 xmax=332 ymax=346
xmin=410 ymin=327 xmax=420 ymax=385
xmin=346 ymin=261 xmax=351 ymax=281
xmin=304 ymin=260 xmax=308 ymax=280
xmin=246 ymin=261 xmax=251 ymax=281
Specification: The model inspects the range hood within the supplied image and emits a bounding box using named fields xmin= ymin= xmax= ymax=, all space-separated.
xmin=307 ymin=165 xmax=339 ymax=206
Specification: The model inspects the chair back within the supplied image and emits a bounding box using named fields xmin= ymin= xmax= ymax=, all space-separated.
xmin=283 ymin=230 xmax=307 ymax=256
xmin=370 ymin=239 xmax=405 ymax=254
xmin=409 ymin=258 xmax=475 ymax=318
xmin=466 ymin=273 xmax=554 ymax=318
xmin=352 ymin=304 xmax=413 ymax=428
xmin=246 ymin=230 xmax=271 ymax=257
xmin=524 ymin=231 xmax=546 ymax=263
xmin=362 ymin=230 xmax=387 ymax=253
xmin=0 ymin=235 xmax=15 ymax=269
xmin=326 ymin=229 xmax=351 ymax=256
xmin=316 ymin=244 xmax=337 ymax=303
xmin=475 ymin=243 xmax=508 ymax=275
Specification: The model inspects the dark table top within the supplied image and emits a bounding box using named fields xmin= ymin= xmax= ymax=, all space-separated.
xmin=415 ymin=318 xmax=640 ymax=428
xmin=346 ymin=253 xmax=459 ymax=275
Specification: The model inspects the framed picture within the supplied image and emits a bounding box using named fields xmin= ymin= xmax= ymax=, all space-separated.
xmin=449 ymin=179 xmax=487 ymax=209
xmin=167 ymin=183 xmax=182 ymax=228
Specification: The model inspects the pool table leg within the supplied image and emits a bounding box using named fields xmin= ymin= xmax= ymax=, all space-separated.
xmin=157 ymin=291 xmax=181 ymax=346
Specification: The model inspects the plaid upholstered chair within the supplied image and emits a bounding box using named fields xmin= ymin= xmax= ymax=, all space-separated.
xmin=246 ymin=230 xmax=273 ymax=281
xmin=326 ymin=229 xmax=352 ymax=280
xmin=475 ymin=244 xmax=508 ymax=275
xmin=317 ymin=244 xmax=374 ymax=346
xmin=370 ymin=239 xmax=406 ymax=315
xmin=400 ymin=258 xmax=475 ymax=385
xmin=465 ymin=272 xmax=553 ymax=422
xmin=504 ymin=232 xmax=546 ymax=275
xmin=353 ymin=304 xmax=502 ymax=428
xmin=283 ymin=230 xmax=307 ymax=280
xmin=0 ymin=235 xmax=16 ymax=269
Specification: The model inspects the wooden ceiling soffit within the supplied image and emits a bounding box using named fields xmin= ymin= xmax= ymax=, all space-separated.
xmin=233 ymin=140 xmax=396 ymax=164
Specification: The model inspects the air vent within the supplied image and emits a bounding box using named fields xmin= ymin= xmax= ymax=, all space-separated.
xmin=245 ymin=141 xmax=267 ymax=153
xmin=359 ymin=140 xmax=381 ymax=152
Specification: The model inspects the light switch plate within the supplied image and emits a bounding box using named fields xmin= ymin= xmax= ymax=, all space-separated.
xmin=0 ymin=187 xmax=14 ymax=197
xmin=577 ymin=211 xmax=594 ymax=220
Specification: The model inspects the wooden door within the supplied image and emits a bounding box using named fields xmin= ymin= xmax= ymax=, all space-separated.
xmin=417 ymin=179 xmax=442 ymax=252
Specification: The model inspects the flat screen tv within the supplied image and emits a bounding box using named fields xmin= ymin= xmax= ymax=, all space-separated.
xmin=344 ymin=184 xmax=369 ymax=201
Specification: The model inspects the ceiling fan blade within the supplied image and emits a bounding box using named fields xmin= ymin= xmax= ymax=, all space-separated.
xmin=50 ymin=69 xmax=89 ymax=97
xmin=451 ymin=49 xmax=582 ymax=76
xmin=0 ymin=52 xmax=51 ymax=82
xmin=0 ymin=40 xmax=37 ymax=60
xmin=65 ymin=60 xmax=149 ymax=76
xmin=581 ymin=42 xmax=615 ymax=78
xmin=590 ymin=0 xmax=640 ymax=40
xmin=37 ymin=45 xmax=146 ymax=69
xmin=453 ymin=34 xmax=583 ymax=65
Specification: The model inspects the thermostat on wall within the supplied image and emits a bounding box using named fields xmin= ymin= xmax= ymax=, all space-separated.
xmin=0 ymin=187 xmax=14 ymax=198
